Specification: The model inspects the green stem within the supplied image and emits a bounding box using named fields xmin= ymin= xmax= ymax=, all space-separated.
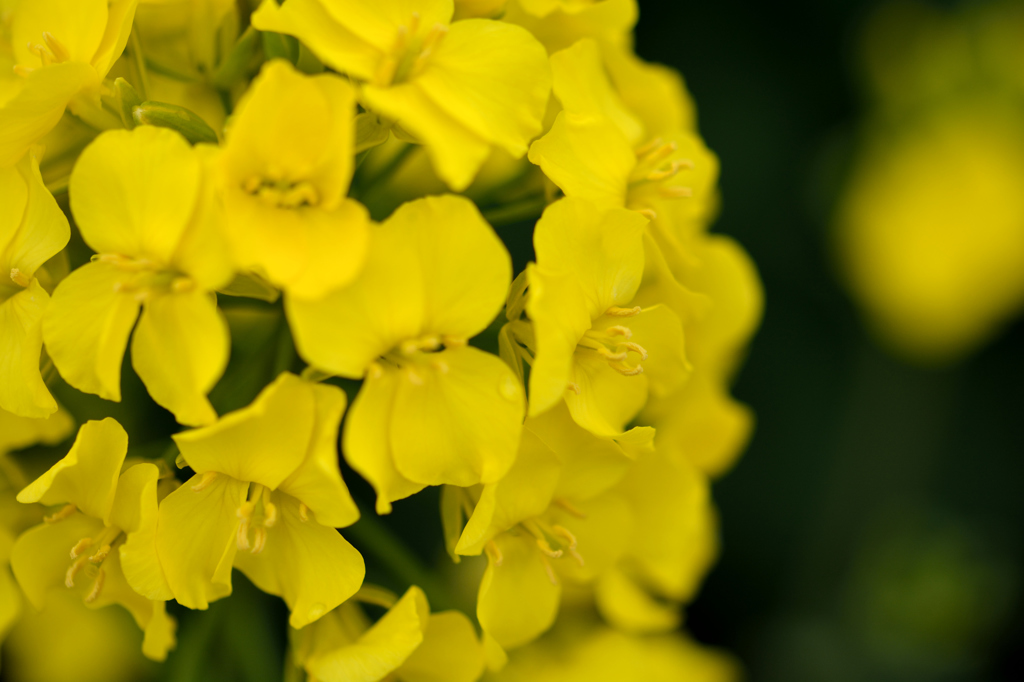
xmin=345 ymin=505 xmax=457 ymax=612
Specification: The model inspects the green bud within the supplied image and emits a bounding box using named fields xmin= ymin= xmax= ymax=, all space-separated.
xmin=261 ymin=31 xmax=298 ymax=64
xmin=112 ymin=78 xmax=143 ymax=129
xmin=132 ymin=102 xmax=219 ymax=145
xmin=211 ymin=26 xmax=261 ymax=90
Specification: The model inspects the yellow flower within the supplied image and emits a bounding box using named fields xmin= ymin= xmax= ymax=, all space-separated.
xmin=155 ymin=372 xmax=364 ymax=629
xmin=454 ymin=402 xmax=646 ymax=651
xmin=595 ymin=446 xmax=718 ymax=634
xmin=637 ymin=235 xmax=763 ymax=477
xmin=42 ymin=125 xmax=233 ymax=426
xmin=251 ymin=0 xmax=551 ymax=190
xmin=10 ymin=418 xmax=177 ymax=661
xmin=134 ymin=0 xmax=239 ymax=79
xmin=505 ymin=197 xmax=688 ymax=436
xmin=490 ymin=609 xmax=739 ymax=682
xmin=288 ymin=195 xmax=525 ymax=513
xmin=836 ymin=100 xmax=1024 ymax=363
xmin=528 ymin=39 xmax=719 ymax=235
xmin=291 ymin=585 xmax=484 ymax=682
xmin=218 ymin=59 xmax=371 ymax=298
xmin=501 ymin=0 xmax=636 ymax=55
xmin=0 ymin=0 xmax=137 ymax=165
xmin=0 ymin=150 xmax=69 ymax=418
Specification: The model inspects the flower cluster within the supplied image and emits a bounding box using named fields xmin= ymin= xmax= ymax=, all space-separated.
xmin=0 ymin=0 xmax=761 ymax=678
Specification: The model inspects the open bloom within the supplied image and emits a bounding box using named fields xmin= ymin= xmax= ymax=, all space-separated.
xmin=288 ymin=195 xmax=525 ymax=513
xmin=528 ymin=39 xmax=718 ymax=237
xmin=42 ymin=125 xmax=233 ymax=426
xmin=10 ymin=418 xmax=177 ymax=660
xmin=453 ymin=402 xmax=646 ymax=652
xmin=501 ymin=0 xmax=637 ymax=55
xmin=292 ymin=585 xmax=484 ymax=682
xmin=0 ymin=150 xmax=69 ymax=417
xmin=0 ymin=0 xmax=137 ymax=165
xmin=155 ymin=372 xmax=364 ymax=629
xmin=504 ymin=197 xmax=687 ymax=436
xmin=218 ymin=59 xmax=370 ymax=298
xmin=252 ymin=0 xmax=551 ymax=190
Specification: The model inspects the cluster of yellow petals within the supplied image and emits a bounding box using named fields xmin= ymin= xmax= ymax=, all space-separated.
xmin=0 ymin=0 xmax=761 ymax=679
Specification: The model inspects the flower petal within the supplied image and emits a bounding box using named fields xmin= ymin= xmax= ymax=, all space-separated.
xmin=17 ymin=418 xmax=128 ymax=523
xmin=0 ymin=282 xmax=56 ymax=418
xmin=131 ymin=289 xmax=229 ymax=427
xmin=477 ymin=532 xmax=560 ymax=650
xmin=396 ymin=610 xmax=485 ymax=682
xmin=343 ymin=366 xmax=425 ymax=515
xmin=111 ymin=463 xmax=173 ymax=601
xmin=234 ymin=493 xmax=365 ymax=629
xmin=390 ymin=346 xmax=524 ymax=487
xmin=10 ymin=512 xmax=103 ymax=609
xmin=173 ymin=372 xmax=313 ymax=489
xmin=42 ymin=261 xmax=141 ymax=402
xmin=155 ymin=472 xmax=245 ymax=610
xmin=564 ymin=350 xmax=648 ymax=437
xmin=277 ymin=382 xmax=359 ymax=529
xmin=1 ymin=151 xmax=70 ymax=278
xmin=69 ymin=126 xmax=200 ymax=262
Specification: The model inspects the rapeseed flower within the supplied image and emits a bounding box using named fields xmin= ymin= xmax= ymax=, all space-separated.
xmin=10 ymin=418 xmax=177 ymax=660
xmin=251 ymin=0 xmax=551 ymax=190
xmin=0 ymin=150 xmax=69 ymax=418
xmin=155 ymin=372 xmax=364 ymax=628
xmin=42 ymin=125 xmax=233 ymax=426
xmin=288 ymin=195 xmax=525 ymax=513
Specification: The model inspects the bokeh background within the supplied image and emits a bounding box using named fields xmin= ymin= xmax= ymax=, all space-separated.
xmin=635 ymin=1 xmax=1024 ymax=680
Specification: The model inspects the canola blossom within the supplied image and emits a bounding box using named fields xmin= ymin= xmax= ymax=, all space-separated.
xmin=0 ymin=0 xmax=761 ymax=677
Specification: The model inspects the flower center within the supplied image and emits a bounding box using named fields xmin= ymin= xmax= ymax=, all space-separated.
xmin=15 ymin=31 xmax=71 ymax=76
xmin=236 ymin=483 xmax=280 ymax=554
xmin=373 ymin=13 xmax=449 ymax=87
xmin=627 ymin=137 xmax=695 ymax=219
xmin=50 ymin=507 xmax=125 ymax=605
xmin=93 ymin=253 xmax=194 ymax=302
xmin=241 ymin=175 xmax=320 ymax=209
xmin=371 ymin=333 xmax=468 ymax=384
xmin=575 ymin=306 xmax=649 ymax=377
xmin=486 ymin=505 xmax=587 ymax=586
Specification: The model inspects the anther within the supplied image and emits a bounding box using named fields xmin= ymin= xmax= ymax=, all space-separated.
xmin=536 ymin=537 xmax=563 ymax=559
xmin=596 ymin=347 xmax=629 ymax=362
xmin=634 ymin=137 xmax=664 ymax=157
xmin=12 ymin=65 xmax=35 ymax=77
xmin=264 ymin=502 xmax=278 ymax=528
xmin=539 ymin=554 xmax=559 ymax=585
xmin=65 ymin=555 xmax=89 ymax=588
xmin=237 ymin=520 xmax=251 ymax=551
xmin=443 ymin=335 xmax=468 ymax=349
xmin=566 ymin=382 xmax=581 ymax=395
xmin=431 ymin=359 xmax=449 ymax=373
xmin=640 ymin=141 xmax=677 ymax=165
xmin=171 ymin=277 xmax=194 ymax=293
xmin=298 ymin=503 xmax=310 ymax=522
xmin=191 ymin=471 xmax=219 ymax=492
xmin=606 ymin=306 xmax=642 ymax=318
xmin=405 ymin=367 xmax=424 ymax=385
xmin=45 ymin=504 xmax=77 ymax=524
xmin=89 ymin=544 xmax=111 ymax=563
xmin=70 ymin=538 xmax=93 ymax=559
xmin=637 ymin=208 xmax=657 ymax=220
xmin=622 ymin=342 xmax=649 ymax=361
xmin=610 ymin=362 xmax=644 ymax=376
xmin=554 ymin=498 xmax=587 ymax=519
xmin=485 ymin=540 xmax=504 ymax=567
xmin=85 ymin=569 xmax=106 ymax=603
xmin=42 ymin=32 xmax=70 ymax=63
xmin=367 ymin=362 xmax=384 ymax=380
xmin=10 ymin=268 xmax=31 ymax=287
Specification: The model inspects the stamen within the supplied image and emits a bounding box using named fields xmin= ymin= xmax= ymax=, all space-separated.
xmin=431 ymin=358 xmax=449 ymax=373
xmin=442 ymin=335 xmax=468 ymax=348
xmin=659 ymin=186 xmax=693 ymax=199
xmin=609 ymin=361 xmax=644 ymax=376
xmin=236 ymin=519 xmax=251 ymax=551
xmin=10 ymin=268 xmax=31 ymax=287
xmin=89 ymin=544 xmax=111 ymax=563
xmin=84 ymin=569 xmax=105 ymax=604
xmin=405 ymin=367 xmax=424 ymax=385
xmin=637 ymin=208 xmax=657 ymax=220
xmin=566 ymin=382 xmax=581 ymax=395
xmin=171 ymin=277 xmax=194 ymax=293
xmin=65 ymin=555 xmax=89 ymax=588
xmin=606 ymin=306 xmax=642 ymax=318
xmin=554 ymin=498 xmax=587 ymax=519
xmin=191 ymin=471 xmax=219 ymax=492
xmin=535 ymin=537 xmax=563 ymax=559
xmin=298 ymin=503 xmax=310 ymax=522
xmin=367 ymin=361 xmax=384 ymax=380
xmin=251 ymin=526 xmax=267 ymax=554
xmin=263 ymin=501 xmax=278 ymax=528
xmin=45 ymin=504 xmax=77 ymax=524
xmin=633 ymin=137 xmax=664 ymax=157
xmin=596 ymin=347 xmax=629 ymax=362
xmin=485 ymin=540 xmax=504 ymax=567
xmin=12 ymin=64 xmax=35 ymax=77
xmin=639 ymin=141 xmax=677 ymax=166
xmin=70 ymin=538 xmax=93 ymax=559
xmin=539 ymin=554 xmax=559 ymax=585
xmin=242 ymin=176 xmax=262 ymax=193
xmin=622 ymin=341 xmax=649 ymax=361
xmin=41 ymin=32 xmax=70 ymax=63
